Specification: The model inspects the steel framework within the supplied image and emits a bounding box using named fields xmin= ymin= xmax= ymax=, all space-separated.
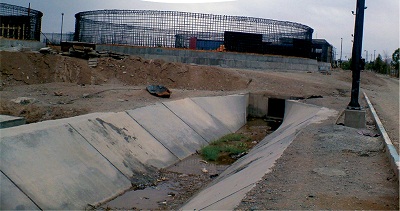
xmin=0 ymin=3 xmax=43 ymax=41
xmin=75 ymin=10 xmax=313 ymax=50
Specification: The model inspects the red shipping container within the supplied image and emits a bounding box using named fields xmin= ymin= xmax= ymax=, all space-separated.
xmin=189 ymin=37 xmax=197 ymax=50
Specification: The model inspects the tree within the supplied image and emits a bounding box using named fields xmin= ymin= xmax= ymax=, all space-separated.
xmin=341 ymin=58 xmax=352 ymax=70
xmin=391 ymin=48 xmax=399 ymax=78
xmin=374 ymin=54 xmax=390 ymax=74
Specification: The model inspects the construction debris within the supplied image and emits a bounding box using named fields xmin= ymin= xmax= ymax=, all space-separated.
xmin=146 ymin=85 xmax=171 ymax=98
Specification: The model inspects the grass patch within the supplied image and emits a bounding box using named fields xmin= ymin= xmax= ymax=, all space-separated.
xmin=200 ymin=133 xmax=251 ymax=162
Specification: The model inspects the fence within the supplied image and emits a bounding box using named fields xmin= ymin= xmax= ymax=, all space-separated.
xmin=74 ymin=10 xmax=314 ymax=57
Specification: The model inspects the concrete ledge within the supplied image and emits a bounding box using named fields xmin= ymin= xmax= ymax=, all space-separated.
xmin=0 ymin=115 xmax=26 ymax=129
xmin=363 ymin=92 xmax=399 ymax=180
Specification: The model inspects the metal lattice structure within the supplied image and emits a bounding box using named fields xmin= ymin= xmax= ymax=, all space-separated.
xmin=75 ymin=10 xmax=313 ymax=50
xmin=0 ymin=3 xmax=43 ymax=41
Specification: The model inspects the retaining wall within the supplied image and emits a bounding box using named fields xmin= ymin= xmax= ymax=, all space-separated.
xmin=97 ymin=45 xmax=330 ymax=72
xmin=0 ymin=37 xmax=45 ymax=51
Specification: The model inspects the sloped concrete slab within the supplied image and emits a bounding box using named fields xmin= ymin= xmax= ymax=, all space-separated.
xmin=163 ymin=98 xmax=231 ymax=143
xmin=0 ymin=115 xmax=26 ymax=128
xmin=126 ymin=103 xmax=208 ymax=160
xmin=181 ymin=101 xmax=337 ymax=210
xmin=0 ymin=123 xmax=131 ymax=210
xmin=0 ymin=172 xmax=40 ymax=210
xmin=69 ymin=112 xmax=179 ymax=181
xmin=191 ymin=94 xmax=248 ymax=132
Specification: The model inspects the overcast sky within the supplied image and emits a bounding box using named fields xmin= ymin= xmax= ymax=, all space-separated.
xmin=1 ymin=0 xmax=399 ymax=60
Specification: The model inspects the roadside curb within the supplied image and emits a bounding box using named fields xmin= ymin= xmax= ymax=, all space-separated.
xmin=363 ymin=92 xmax=399 ymax=180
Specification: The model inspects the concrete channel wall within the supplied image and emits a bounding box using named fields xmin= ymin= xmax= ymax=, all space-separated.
xmin=0 ymin=94 xmax=248 ymax=210
xmin=97 ymin=45 xmax=330 ymax=72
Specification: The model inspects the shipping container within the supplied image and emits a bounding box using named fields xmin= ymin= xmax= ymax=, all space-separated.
xmin=224 ymin=31 xmax=263 ymax=54
xmin=189 ymin=37 xmax=197 ymax=50
xmin=195 ymin=39 xmax=224 ymax=50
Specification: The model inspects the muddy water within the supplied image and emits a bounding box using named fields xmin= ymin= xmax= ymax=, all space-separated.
xmin=102 ymin=118 xmax=280 ymax=210
xmin=104 ymin=182 xmax=178 ymax=210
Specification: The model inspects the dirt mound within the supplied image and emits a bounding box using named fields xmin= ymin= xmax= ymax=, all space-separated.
xmin=0 ymin=51 xmax=249 ymax=91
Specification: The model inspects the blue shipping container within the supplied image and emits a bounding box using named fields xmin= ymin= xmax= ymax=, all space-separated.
xmin=196 ymin=39 xmax=224 ymax=50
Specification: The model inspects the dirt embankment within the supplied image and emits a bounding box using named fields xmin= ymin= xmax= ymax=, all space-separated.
xmin=0 ymin=51 xmax=249 ymax=91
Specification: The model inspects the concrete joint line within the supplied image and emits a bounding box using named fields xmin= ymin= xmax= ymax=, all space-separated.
xmin=67 ymin=123 xmax=132 ymax=182
xmin=0 ymin=169 xmax=42 ymax=210
xmin=161 ymin=101 xmax=209 ymax=144
xmin=124 ymin=111 xmax=180 ymax=161
xmin=196 ymin=183 xmax=255 ymax=211
xmin=363 ymin=92 xmax=399 ymax=180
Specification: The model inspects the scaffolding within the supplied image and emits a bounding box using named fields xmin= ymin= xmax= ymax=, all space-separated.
xmin=0 ymin=3 xmax=43 ymax=41
xmin=75 ymin=10 xmax=314 ymax=57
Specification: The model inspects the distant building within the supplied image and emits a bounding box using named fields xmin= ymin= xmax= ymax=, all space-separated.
xmin=311 ymin=39 xmax=333 ymax=63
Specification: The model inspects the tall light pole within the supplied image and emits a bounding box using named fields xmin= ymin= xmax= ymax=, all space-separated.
xmin=340 ymin=37 xmax=343 ymax=66
xmin=373 ymin=49 xmax=376 ymax=61
xmin=60 ymin=13 xmax=64 ymax=44
xmin=348 ymin=0 xmax=366 ymax=110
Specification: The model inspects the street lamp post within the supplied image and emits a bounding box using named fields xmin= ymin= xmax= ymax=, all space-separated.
xmin=60 ymin=13 xmax=64 ymax=44
xmin=348 ymin=0 xmax=366 ymax=110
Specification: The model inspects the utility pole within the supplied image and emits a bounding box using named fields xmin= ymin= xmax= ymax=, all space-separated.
xmin=60 ymin=13 xmax=64 ymax=44
xmin=348 ymin=0 xmax=366 ymax=110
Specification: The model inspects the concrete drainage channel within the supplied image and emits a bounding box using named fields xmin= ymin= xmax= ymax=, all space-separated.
xmin=0 ymin=93 xmax=337 ymax=210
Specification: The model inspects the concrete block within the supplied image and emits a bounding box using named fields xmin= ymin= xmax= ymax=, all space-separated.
xmin=126 ymin=103 xmax=208 ymax=160
xmin=163 ymin=98 xmax=231 ymax=143
xmin=69 ymin=112 xmax=179 ymax=180
xmin=0 ymin=115 xmax=26 ymax=128
xmin=191 ymin=94 xmax=248 ymax=132
xmin=0 ymin=123 xmax=131 ymax=210
xmin=344 ymin=109 xmax=366 ymax=129
xmin=0 ymin=172 xmax=40 ymax=210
